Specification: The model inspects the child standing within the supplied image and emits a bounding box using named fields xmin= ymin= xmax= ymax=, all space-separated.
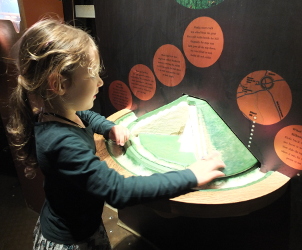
xmin=7 ymin=19 xmax=225 ymax=249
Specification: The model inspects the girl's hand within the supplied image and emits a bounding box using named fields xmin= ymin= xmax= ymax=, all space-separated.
xmin=109 ymin=125 xmax=130 ymax=146
xmin=188 ymin=151 xmax=226 ymax=187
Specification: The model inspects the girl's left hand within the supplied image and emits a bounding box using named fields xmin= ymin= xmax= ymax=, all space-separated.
xmin=109 ymin=125 xmax=130 ymax=146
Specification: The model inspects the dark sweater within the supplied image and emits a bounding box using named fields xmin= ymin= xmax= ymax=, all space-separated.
xmin=35 ymin=110 xmax=197 ymax=244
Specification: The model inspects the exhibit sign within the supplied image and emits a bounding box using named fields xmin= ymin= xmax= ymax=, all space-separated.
xmin=94 ymin=0 xmax=302 ymax=173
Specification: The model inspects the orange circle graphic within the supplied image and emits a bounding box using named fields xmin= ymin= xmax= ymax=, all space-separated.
xmin=109 ymin=80 xmax=133 ymax=111
xmin=237 ymin=70 xmax=292 ymax=125
xmin=274 ymin=125 xmax=302 ymax=170
xmin=153 ymin=44 xmax=186 ymax=87
xmin=183 ymin=16 xmax=224 ymax=68
xmin=129 ymin=64 xmax=156 ymax=101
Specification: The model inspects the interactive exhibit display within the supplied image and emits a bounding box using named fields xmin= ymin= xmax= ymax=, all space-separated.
xmin=93 ymin=0 xmax=302 ymax=217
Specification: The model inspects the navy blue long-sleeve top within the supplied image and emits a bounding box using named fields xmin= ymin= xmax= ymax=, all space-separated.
xmin=35 ymin=110 xmax=197 ymax=244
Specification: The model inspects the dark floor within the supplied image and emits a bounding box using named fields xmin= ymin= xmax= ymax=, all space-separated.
xmin=0 ymin=173 xmax=156 ymax=250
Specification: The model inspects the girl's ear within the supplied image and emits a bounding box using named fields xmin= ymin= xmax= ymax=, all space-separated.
xmin=48 ymin=73 xmax=69 ymax=95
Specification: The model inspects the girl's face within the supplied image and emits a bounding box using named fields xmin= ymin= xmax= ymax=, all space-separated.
xmin=63 ymin=47 xmax=103 ymax=112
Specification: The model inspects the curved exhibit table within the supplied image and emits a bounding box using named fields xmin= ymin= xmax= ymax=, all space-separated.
xmin=94 ymin=109 xmax=290 ymax=218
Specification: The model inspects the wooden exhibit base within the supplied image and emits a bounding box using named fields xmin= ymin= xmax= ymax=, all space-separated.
xmin=94 ymin=109 xmax=290 ymax=218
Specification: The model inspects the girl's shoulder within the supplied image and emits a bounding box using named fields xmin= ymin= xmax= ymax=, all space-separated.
xmin=35 ymin=121 xmax=91 ymax=143
xmin=35 ymin=121 xmax=95 ymax=155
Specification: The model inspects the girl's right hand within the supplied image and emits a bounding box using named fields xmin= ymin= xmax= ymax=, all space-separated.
xmin=109 ymin=125 xmax=130 ymax=146
xmin=188 ymin=151 xmax=226 ymax=187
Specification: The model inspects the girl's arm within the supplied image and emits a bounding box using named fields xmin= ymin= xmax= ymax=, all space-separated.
xmin=77 ymin=110 xmax=115 ymax=139
xmin=77 ymin=110 xmax=130 ymax=146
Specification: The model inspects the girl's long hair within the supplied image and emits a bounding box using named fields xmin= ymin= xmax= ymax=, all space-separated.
xmin=7 ymin=18 xmax=98 ymax=178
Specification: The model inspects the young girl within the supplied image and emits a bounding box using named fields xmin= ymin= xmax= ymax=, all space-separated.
xmin=7 ymin=19 xmax=225 ymax=249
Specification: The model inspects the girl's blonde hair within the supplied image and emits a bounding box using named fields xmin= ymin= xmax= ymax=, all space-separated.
xmin=7 ymin=18 xmax=98 ymax=178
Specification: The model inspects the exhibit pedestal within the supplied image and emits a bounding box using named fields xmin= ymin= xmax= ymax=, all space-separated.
xmin=117 ymin=192 xmax=290 ymax=249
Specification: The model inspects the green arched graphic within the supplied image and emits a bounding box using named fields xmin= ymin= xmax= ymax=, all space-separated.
xmin=176 ymin=0 xmax=224 ymax=9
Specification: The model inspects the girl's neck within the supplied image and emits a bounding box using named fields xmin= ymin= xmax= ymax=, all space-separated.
xmin=41 ymin=105 xmax=85 ymax=128
xmin=44 ymin=101 xmax=73 ymax=118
